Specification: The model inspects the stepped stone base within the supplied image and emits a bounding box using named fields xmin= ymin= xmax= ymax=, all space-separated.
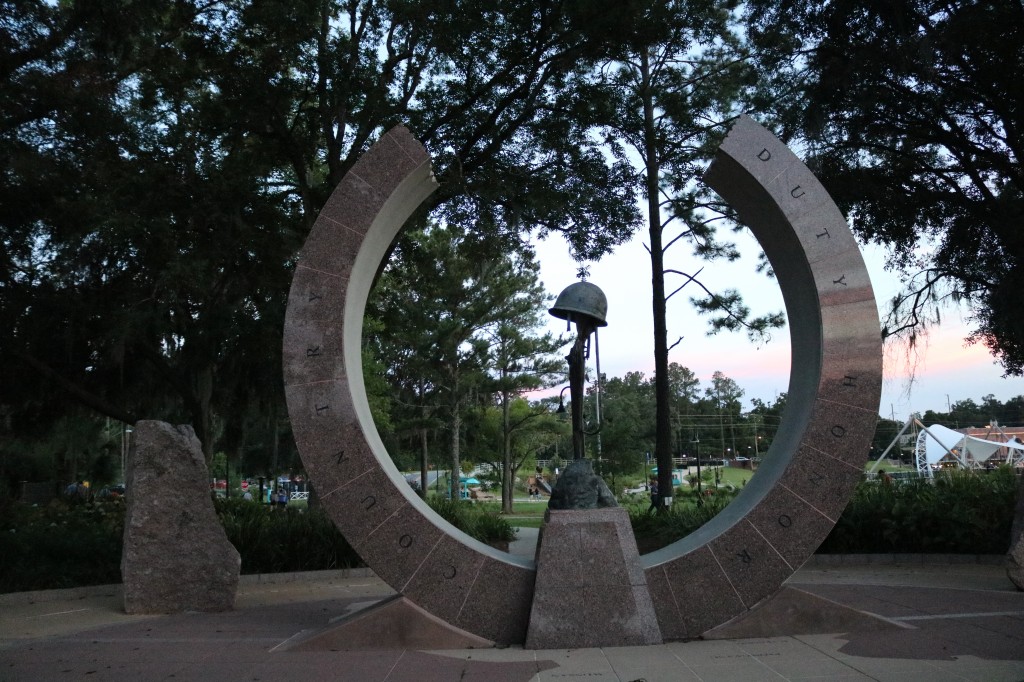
xmin=703 ymin=586 xmax=909 ymax=639
xmin=283 ymin=596 xmax=493 ymax=651
xmin=525 ymin=507 xmax=662 ymax=649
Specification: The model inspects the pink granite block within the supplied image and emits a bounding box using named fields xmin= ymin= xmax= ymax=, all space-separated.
xmin=317 ymin=172 xmax=387 ymax=237
xmin=324 ymin=467 xmax=408 ymax=549
xmin=810 ymin=248 xmax=876 ymax=305
xmin=779 ymin=445 xmax=864 ymax=522
xmin=659 ymin=547 xmax=745 ymax=639
xmin=801 ymin=398 xmax=879 ymax=468
xmin=746 ymin=485 xmax=836 ymax=569
xmin=707 ymin=520 xmax=794 ymax=609
xmin=787 ymin=202 xmax=855 ymax=263
xmin=282 ymin=265 xmax=348 ymax=387
xmin=645 ymin=564 xmax=686 ymax=640
xmin=403 ymin=533 xmax=488 ymax=626
xmin=283 ymin=381 xmax=377 ymax=493
xmin=356 ymin=502 xmax=445 ymax=592
xmin=457 ymin=557 xmax=535 ymax=645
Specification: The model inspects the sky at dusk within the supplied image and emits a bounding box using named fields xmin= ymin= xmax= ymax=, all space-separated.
xmin=531 ymin=228 xmax=1020 ymax=421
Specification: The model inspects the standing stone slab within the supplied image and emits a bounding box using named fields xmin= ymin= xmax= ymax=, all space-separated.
xmin=1007 ymin=471 xmax=1024 ymax=590
xmin=525 ymin=508 xmax=662 ymax=649
xmin=122 ymin=420 xmax=240 ymax=614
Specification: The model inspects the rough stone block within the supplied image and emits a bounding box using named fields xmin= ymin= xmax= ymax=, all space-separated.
xmin=121 ymin=421 xmax=240 ymax=614
xmin=1007 ymin=472 xmax=1024 ymax=590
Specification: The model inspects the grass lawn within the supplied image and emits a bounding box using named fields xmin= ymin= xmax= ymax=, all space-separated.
xmin=715 ymin=466 xmax=755 ymax=487
xmin=501 ymin=499 xmax=548 ymax=528
xmin=865 ymin=459 xmax=916 ymax=473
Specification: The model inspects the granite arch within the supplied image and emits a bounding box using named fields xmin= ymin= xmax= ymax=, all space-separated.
xmin=282 ymin=117 xmax=882 ymax=643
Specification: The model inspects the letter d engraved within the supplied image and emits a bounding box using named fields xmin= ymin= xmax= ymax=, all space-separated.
xmin=757 ymin=148 xmax=772 ymax=162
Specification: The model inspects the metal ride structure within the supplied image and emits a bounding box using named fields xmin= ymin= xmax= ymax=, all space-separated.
xmin=282 ymin=116 xmax=882 ymax=643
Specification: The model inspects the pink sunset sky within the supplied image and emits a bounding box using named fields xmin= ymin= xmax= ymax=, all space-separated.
xmin=533 ymin=231 xmax=1019 ymax=420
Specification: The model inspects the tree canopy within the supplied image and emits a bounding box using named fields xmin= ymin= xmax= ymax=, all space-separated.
xmin=1 ymin=0 xmax=641 ymax=469
xmin=746 ymin=0 xmax=1024 ymax=375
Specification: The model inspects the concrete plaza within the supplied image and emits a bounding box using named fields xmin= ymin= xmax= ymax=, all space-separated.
xmin=2 ymin=555 xmax=1023 ymax=681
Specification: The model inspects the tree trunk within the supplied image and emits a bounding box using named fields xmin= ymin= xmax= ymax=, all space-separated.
xmin=450 ymin=406 xmax=461 ymax=500
xmin=419 ymin=427 xmax=429 ymax=500
xmin=449 ymin=368 xmax=462 ymax=500
xmin=640 ymin=50 xmax=674 ymax=512
xmin=501 ymin=387 xmax=513 ymax=513
xmin=189 ymin=364 xmax=215 ymax=463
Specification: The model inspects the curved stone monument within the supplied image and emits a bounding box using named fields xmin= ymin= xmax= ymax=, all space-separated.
xmin=282 ymin=117 xmax=882 ymax=644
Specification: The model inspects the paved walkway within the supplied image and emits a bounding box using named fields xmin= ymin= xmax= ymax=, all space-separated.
xmin=2 ymin=560 xmax=1022 ymax=681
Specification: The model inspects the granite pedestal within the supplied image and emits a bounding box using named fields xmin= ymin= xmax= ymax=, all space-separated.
xmin=525 ymin=508 xmax=662 ymax=649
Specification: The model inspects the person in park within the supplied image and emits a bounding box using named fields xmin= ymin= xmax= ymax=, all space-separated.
xmin=648 ymin=478 xmax=659 ymax=514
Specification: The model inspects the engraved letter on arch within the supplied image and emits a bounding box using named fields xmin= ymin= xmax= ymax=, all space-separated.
xmin=361 ymin=495 xmax=376 ymax=510
xmin=757 ymin=148 xmax=771 ymax=162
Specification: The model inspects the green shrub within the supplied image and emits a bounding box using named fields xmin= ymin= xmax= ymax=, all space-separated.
xmin=214 ymin=498 xmax=361 ymax=574
xmin=629 ymin=491 xmax=739 ymax=552
xmin=819 ymin=467 xmax=1018 ymax=554
xmin=427 ymin=497 xmax=516 ymax=543
xmin=0 ymin=496 xmax=125 ymax=593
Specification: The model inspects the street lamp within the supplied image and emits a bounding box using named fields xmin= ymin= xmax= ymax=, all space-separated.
xmin=691 ymin=434 xmax=702 ymax=504
xmin=549 ymin=281 xmax=607 ymax=461
xmin=555 ymin=385 xmax=571 ymax=418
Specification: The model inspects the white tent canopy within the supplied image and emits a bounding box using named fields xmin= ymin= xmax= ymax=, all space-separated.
xmin=917 ymin=423 xmax=1024 ymax=466
xmin=870 ymin=417 xmax=1024 ymax=479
